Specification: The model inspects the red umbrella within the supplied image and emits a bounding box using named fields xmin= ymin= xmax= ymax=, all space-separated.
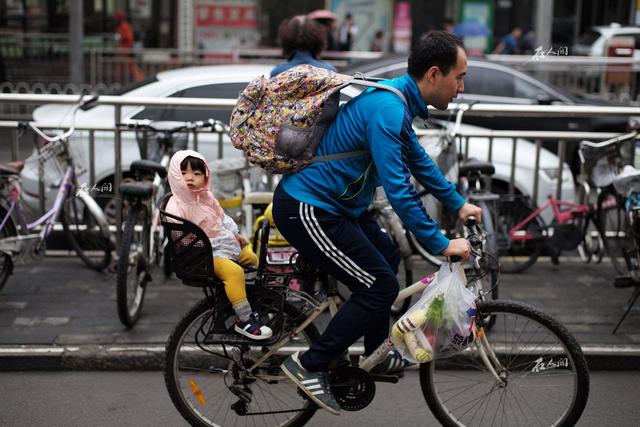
xmin=307 ymin=9 xmax=338 ymax=24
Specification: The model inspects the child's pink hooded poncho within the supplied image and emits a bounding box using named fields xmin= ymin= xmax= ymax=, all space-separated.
xmin=165 ymin=150 xmax=225 ymax=238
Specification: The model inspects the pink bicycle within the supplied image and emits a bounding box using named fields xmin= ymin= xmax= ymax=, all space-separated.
xmin=498 ymin=183 xmax=604 ymax=273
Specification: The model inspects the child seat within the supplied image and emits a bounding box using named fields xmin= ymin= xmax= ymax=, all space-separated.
xmin=159 ymin=194 xmax=286 ymax=345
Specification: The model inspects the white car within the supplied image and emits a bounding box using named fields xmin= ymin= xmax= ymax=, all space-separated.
xmin=21 ymin=64 xmax=273 ymax=215
xmin=573 ymin=23 xmax=640 ymax=58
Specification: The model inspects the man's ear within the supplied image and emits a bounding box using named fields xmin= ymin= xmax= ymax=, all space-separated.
xmin=426 ymin=66 xmax=440 ymax=84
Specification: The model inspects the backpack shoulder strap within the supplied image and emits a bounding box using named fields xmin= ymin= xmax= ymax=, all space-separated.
xmin=350 ymin=79 xmax=408 ymax=106
xmin=309 ymin=75 xmax=408 ymax=165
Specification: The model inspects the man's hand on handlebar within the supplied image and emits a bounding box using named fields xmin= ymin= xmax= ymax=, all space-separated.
xmin=458 ymin=202 xmax=482 ymax=223
xmin=442 ymin=238 xmax=471 ymax=260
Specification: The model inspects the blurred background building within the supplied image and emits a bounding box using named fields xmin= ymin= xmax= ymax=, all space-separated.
xmin=0 ymin=0 xmax=639 ymax=88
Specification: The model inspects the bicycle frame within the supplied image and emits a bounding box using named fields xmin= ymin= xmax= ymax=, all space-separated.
xmin=510 ymin=195 xmax=590 ymax=242
xmin=244 ymin=268 xmax=505 ymax=385
xmin=0 ymin=165 xmax=74 ymax=264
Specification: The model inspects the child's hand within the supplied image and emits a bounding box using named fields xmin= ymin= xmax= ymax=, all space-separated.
xmin=236 ymin=234 xmax=248 ymax=248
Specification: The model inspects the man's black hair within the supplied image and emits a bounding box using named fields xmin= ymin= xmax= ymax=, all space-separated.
xmin=180 ymin=156 xmax=207 ymax=175
xmin=408 ymin=30 xmax=464 ymax=79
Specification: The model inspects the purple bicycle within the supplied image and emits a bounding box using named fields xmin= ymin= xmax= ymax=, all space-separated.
xmin=0 ymin=94 xmax=112 ymax=291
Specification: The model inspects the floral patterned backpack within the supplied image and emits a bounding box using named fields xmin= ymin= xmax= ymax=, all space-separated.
xmin=230 ymin=64 xmax=406 ymax=174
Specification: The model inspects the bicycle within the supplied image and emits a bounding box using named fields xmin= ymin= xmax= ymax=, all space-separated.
xmin=497 ymin=179 xmax=605 ymax=273
xmin=0 ymin=94 xmax=112 ymax=291
xmin=579 ymin=129 xmax=640 ymax=332
xmin=579 ymin=130 xmax=639 ymax=276
xmin=115 ymin=119 xmax=222 ymax=326
xmin=160 ymin=205 xmax=590 ymax=426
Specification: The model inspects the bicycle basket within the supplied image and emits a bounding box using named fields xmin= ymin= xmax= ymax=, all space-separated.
xmin=36 ymin=137 xmax=87 ymax=186
xmin=135 ymin=130 xmax=188 ymax=163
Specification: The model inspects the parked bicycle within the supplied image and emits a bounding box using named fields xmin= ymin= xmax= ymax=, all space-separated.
xmin=579 ymin=128 xmax=640 ymax=332
xmin=116 ymin=119 xmax=223 ymax=326
xmin=497 ymin=177 xmax=605 ymax=273
xmin=0 ymin=94 xmax=112 ymax=291
xmin=160 ymin=203 xmax=590 ymax=426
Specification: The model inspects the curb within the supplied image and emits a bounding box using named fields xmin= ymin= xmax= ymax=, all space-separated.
xmin=1 ymin=344 xmax=639 ymax=371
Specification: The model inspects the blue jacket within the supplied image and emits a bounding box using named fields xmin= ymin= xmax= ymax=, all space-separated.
xmin=270 ymin=50 xmax=336 ymax=77
xmin=281 ymin=73 xmax=465 ymax=255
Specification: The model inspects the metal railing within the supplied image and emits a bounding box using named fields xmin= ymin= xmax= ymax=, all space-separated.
xmin=1 ymin=94 xmax=639 ymax=237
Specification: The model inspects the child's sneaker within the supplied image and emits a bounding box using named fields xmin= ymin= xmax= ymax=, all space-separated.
xmin=234 ymin=312 xmax=273 ymax=340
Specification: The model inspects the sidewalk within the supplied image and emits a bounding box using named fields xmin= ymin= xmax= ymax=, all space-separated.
xmin=0 ymin=255 xmax=639 ymax=370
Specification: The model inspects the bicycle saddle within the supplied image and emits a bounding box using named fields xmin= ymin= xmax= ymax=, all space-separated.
xmin=458 ymin=159 xmax=495 ymax=177
xmin=130 ymin=159 xmax=167 ymax=179
xmin=613 ymin=165 xmax=640 ymax=196
xmin=120 ymin=182 xmax=153 ymax=198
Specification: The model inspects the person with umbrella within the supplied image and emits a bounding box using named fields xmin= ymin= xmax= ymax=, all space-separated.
xmin=308 ymin=9 xmax=338 ymax=51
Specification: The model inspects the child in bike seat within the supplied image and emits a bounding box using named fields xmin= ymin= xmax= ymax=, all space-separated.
xmin=166 ymin=150 xmax=272 ymax=340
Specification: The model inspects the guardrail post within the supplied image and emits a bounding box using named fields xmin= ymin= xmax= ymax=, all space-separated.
xmin=89 ymin=130 xmax=95 ymax=187
xmin=114 ymin=105 xmax=122 ymax=247
xmin=193 ymin=129 xmax=199 ymax=152
xmin=509 ymin=137 xmax=517 ymax=194
xmin=10 ymin=128 xmax=18 ymax=162
xmin=217 ymin=130 xmax=223 ymax=159
xmin=485 ymin=136 xmax=494 ymax=191
xmin=556 ymin=139 xmax=566 ymax=201
xmin=533 ymin=139 xmax=541 ymax=205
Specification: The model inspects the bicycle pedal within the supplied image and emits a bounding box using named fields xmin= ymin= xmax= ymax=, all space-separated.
xmin=614 ymin=276 xmax=638 ymax=288
xmin=369 ymin=373 xmax=401 ymax=383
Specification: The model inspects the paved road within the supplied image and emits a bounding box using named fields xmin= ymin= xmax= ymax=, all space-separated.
xmin=1 ymin=370 xmax=638 ymax=426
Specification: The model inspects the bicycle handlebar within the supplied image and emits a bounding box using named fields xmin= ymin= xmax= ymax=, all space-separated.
xmin=449 ymin=216 xmax=484 ymax=263
xmin=578 ymin=130 xmax=639 ymax=165
xmin=29 ymin=92 xmax=99 ymax=143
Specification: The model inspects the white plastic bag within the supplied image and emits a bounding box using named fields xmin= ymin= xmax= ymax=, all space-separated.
xmin=391 ymin=263 xmax=477 ymax=363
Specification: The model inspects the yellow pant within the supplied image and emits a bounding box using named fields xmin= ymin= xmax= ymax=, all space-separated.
xmin=213 ymin=246 xmax=258 ymax=304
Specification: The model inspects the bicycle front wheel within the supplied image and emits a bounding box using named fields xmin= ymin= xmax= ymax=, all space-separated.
xmin=420 ymin=300 xmax=589 ymax=427
xmin=116 ymin=203 xmax=150 ymax=327
xmin=62 ymin=195 xmax=112 ymax=271
xmin=165 ymin=296 xmax=320 ymax=427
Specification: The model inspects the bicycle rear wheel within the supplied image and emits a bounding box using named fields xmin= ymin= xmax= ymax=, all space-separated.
xmin=165 ymin=294 xmax=320 ymax=427
xmin=420 ymin=300 xmax=590 ymax=427
xmin=116 ymin=203 xmax=150 ymax=327
xmin=62 ymin=195 xmax=112 ymax=271
xmin=597 ymin=188 xmax=635 ymax=275
xmin=498 ymin=197 xmax=544 ymax=274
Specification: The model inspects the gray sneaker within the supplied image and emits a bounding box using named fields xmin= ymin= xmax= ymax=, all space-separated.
xmin=359 ymin=349 xmax=412 ymax=375
xmin=281 ymin=351 xmax=341 ymax=416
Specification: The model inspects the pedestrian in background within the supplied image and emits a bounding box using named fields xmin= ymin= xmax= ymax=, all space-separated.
xmin=493 ymin=26 xmax=522 ymax=54
xmin=519 ymin=29 xmax=537 ymax=55
xmin=337 ymin=13 xmax=358 ymax=51
xmin=443 ymin=17 xmax=455 ymax=33
xmin=270 ymin=15 xmax=336 ymax=78
xmin=308 ymin=9 xmax=339 ymax=51
xmin=370 ymin=30 xmax=385 ymax=52
xmin=114 ymin=12 xmax=143 ymax=82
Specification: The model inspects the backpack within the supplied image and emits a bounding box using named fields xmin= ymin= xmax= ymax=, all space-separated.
xmin=230 ymin=64 xmax=407 ymax=174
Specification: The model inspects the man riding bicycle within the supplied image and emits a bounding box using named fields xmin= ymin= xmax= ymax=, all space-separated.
xmin=273 ymin=31 xmax=481 ymax=415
